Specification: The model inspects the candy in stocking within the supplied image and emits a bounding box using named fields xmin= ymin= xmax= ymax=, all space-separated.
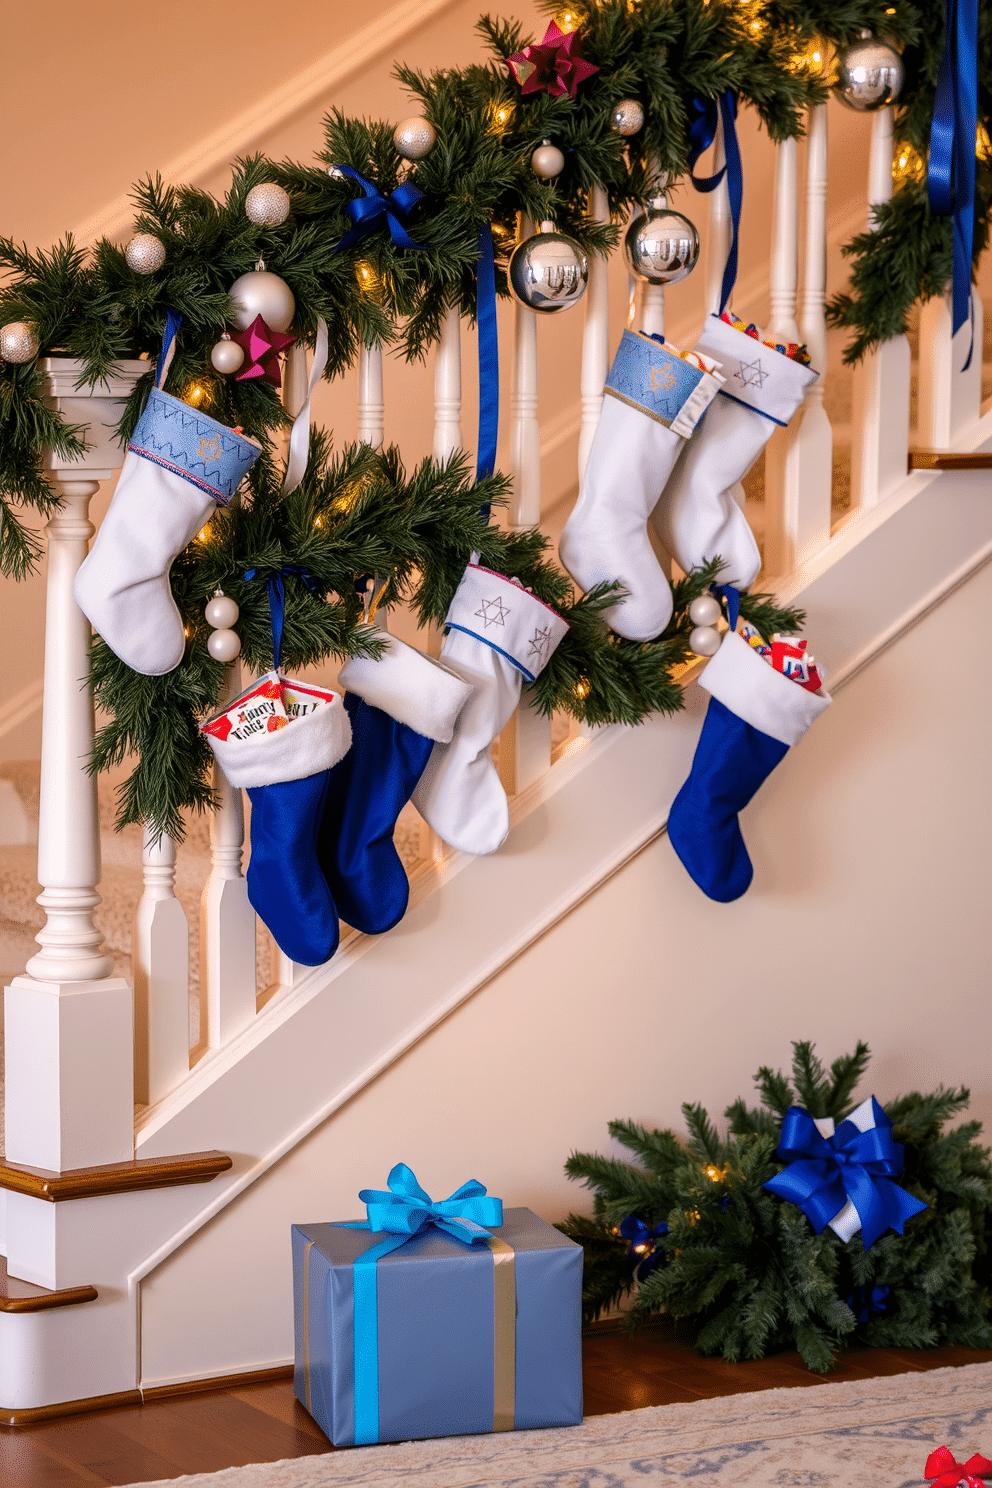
xmin=667 ymin=627 xmax=830 ymax=902
xmin=652 ymin=311 xmax=817 ymax=589
xmin=202 ymin=674 xmax=352 ymax=966
xmin=75 ymin=315 xmax=260 ymax=675
xmin=318 ymin=635 xmax=473 ymax=934
xmin=412 ymin=563 xmax=569 ymax=855
xmin=559 ymin=329 xmax=723 ymax=640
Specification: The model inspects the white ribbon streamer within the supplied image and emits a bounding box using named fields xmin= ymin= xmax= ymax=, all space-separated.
xmin=283 ymin=314 xmax=329 ymax=496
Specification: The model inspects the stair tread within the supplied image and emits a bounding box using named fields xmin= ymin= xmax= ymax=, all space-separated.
xmin=0 ymin=1149 xmax=232 ymax=1202
xmin=0 ymin=1256 xmax=98 ymax=1313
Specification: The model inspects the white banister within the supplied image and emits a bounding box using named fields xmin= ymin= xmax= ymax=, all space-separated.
xmin=578 ymin=185 xmax=610 ymax=480
xmin=850 ymin=107 xmax=912 ymax=507
xmin=358 ymin=343 xmax=385 ymax=447
xmin=433 ymin=306 xmax=463 ymax=460
xmin=918 ymin=272 xmax=985 ymax=448
xmin=510 ymin=214 xmax=541 ymax=527
xmin=763 ymin=137 xmax=802 ymax=575
xmin=638 ymin=200 xmax=666 ymax=339
xmin=133 ymin=826 xmax=189 ymax=1105
xmin=705 ymin=122 xmax=731 ymax=316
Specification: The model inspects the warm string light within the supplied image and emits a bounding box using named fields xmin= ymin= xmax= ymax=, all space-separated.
xmin=184 ymin=382 xmax=209 ymax=407
xmin=554 ymin=8 xmax=578 ymax=31
xmin=893 ymin=142 xmax=926 ymax=184
xmin=978 ymin=125 xmax=992 ymax=163
xmin=574 ymin=675 xmax=591 ymax=699
xmin=489 ymin=101 xmax=514 ymax=134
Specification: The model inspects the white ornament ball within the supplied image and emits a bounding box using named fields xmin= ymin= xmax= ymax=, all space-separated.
xmin=210 ymin=337 xmax=246 ymax=374
xmin=205 ymin=594 xmax=240 ymax=629
xmin=689 ymin=625 xmax=721 ymax=658
xmin=688 ymin=594 xmax=722 ymax=628
xmin=245 ymin=182 xmax=291 ymax=226
xmin=125 ymin=233 xmax=166 ymax=275
xmin=508 ymin=225 xmax=588 ymax=313
xmin=0 ymin=321 xmax=39 ymax=363
xmin=834 ymin=34 xmax=904 ymax=112
xmin=393 ymin=116 xmax=437 ymax=160
xmin=624 ymin=208 xmax=700 ymax=285
xmin=229 ymin=270 xmax=295 ymax=332
xmin=610 ymin=99 xmax=645 ymax=137
xmin=207 ymin=628 xmax=242 ymax=663
xmin=531 ymin=141 xmax=565 ymax=179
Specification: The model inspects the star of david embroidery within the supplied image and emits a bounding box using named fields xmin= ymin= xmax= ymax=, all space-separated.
xmin=476 ymin=595 xmax=510 ymax=628
xmin=735 ymin=357 xmax=768 ymax=389
xmin=650 ymin=365 xmax=677 ymax=393
xmin=198 ymin=435 xmax=224 ymax=461
xmin=527 ymin=626 xmax=552 ymax=665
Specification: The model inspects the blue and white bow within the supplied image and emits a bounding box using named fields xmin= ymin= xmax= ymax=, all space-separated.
xmin=358 ymin=1162 xmax=503 ymax=1244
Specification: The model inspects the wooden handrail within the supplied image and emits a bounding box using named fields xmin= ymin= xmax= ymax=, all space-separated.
xmin=909 ymin=450 xmax=992 ymax=471
xmin=0 ymin=1149 xmax=232 ymax=1203
xmin=0 ymin=1258 xmax=97 ymax=1315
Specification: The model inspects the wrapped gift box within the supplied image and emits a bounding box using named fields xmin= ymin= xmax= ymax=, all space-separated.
xmin=292 ymin=1206 xmax=583 ymax=1445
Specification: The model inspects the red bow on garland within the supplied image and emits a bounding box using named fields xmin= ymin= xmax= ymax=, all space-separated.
xmin=925 ymin=1446 xmax=992 ymax=1488
xmin=507 ymin=20 xmax=599 ymax=100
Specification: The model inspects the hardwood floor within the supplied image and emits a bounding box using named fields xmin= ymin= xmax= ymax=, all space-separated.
xmin=3 ymin=1324 xmax=991 ymax=1487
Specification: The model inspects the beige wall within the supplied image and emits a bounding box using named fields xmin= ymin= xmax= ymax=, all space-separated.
xmin=140 ymin=556 xmax=992 ymax=1385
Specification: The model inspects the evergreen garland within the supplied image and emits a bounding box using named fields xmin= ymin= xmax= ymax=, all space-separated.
xmin=560 ymin=1041 xmax=992 ymax=1371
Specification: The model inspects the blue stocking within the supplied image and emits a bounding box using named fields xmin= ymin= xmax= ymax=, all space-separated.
xmin=246 ymin=772 xmax=341 ymax=966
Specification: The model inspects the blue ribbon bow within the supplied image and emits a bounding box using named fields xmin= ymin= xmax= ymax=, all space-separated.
xmin=358 ymin=1161 xmax=504 ymax=1244
xmin=846 ymin=1282 xmax=891 ymax=1324
xmin=687 ymin=91 xmax=742 ymax=315
xmin=332 ymin=164 xmax=426 ymax=253
xmin=928 ymin=0 xmax=979 ymax=367
xmin=619 ymin=1215 xmax=668 ymax=1282
xmin=476 ymin=222 xmax=499 ymax=508
xmin=763 ymin=1098 xmax=928 ymax=1250
xmin=711 ymin=582 xmax=740 ymax=631
xmin=243 ymin=564 xmax=319 ymax=671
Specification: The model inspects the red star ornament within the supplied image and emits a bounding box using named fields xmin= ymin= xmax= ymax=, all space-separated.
xmin=507 ymin=20 xmax=599 ymax=100
xmin=231 ymin=315 xmax=296 ymax=387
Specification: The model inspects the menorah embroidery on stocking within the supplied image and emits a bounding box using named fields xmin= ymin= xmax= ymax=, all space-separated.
xmin=476 ymin=595 xmax=510 ymax=628
xmin=528 ymin=626 xmax=552 ymax=665
xmin=735 ymin=357 xmax=769 ymax=389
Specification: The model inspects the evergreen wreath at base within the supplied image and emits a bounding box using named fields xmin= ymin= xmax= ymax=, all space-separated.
xmin=559 ymin=1041 xmax=992 ymax=1372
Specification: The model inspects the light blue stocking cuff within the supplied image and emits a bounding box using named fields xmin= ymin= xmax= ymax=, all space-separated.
xmin=129 ymin=387 xmax=262 ymax=505
xmin=604 ymin=329 xmax=724 ymax=436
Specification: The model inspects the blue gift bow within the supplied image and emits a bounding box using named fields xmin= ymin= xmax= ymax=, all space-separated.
xmin=619 ymin=1215 xmax=668 ymax=1283
xmin=336 ymin=1162 xmax=503 ymax=1445
xmin=332 ymin=164 xmax=426 ymax=253
xmin=243 ymin=564 xmax=319 ymax=671
xmin=928 ymin=0 xmax=979 ymax=367
xmin=846 ymin=1282 xmax=891 ymax=1324
xmin=763 ymin=1098 xmax=928 ymax=1250
xmin=687 ymin=91 xmax=742 ymax=315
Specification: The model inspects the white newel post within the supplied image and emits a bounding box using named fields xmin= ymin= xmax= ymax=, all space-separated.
xmin=578 ymin=185 xmax=610 ymax=480
xmin=763 ymin=138 xmax=802 ymax=576
xmin=850 ymin=107 xmax=912 ymax=506
xmin=133 ymin=826 xmax=189 ymax=1105
xmin=4 ymin=358 xmax=145 ymax=1174
xmin=358 ymin=344 xmax=385 ymax=448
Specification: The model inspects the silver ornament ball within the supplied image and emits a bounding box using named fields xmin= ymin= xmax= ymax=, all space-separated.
xmin=229 ymin=270 xmax=296 ymax=332
xmin=207 ymin=628 xmax=242 ymax=663
xmin=210 ymin=337 xmax=246 ymax=374
xmin=393 ymin=116 xmax=437 ymax=160
xmin=204 ymin=594 xmax=240 ymax=629
xmin=624 ymin=207 xmax=699 ymax=285
xmin=508 ymin=224 xmax=588 ymax=314
xmin=610 ymin=99 xmax=645 ymax=137
xmin=834 ymin=34 xmax=903 ymax=112
xmin=688 ymin=594 xmax=722 ymax=628
xmin=689 ymin=625 xmax=721 ymax=658
xmin=531 ymin=141 xmax=565 ymax=179
xmin=245 ymin=182 xmax=291 ymax=226
xmin=125 ymin=233 xmax=166 ymax=275
xmin=0 ymin=321 xmax=39 ymax=363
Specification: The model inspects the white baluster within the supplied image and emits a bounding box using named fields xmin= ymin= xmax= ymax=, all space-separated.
xmin=764 ymin=138 xmax=802 ymax=575
xmin=200 ymin=654 xmax=256 ymax=1051
xmin=358 ymin=344 xmax=385 ymax=447
xmin=5 ymin=478 xmax=133 ymax=1169
xmin=434 ymin=307 xmax=463 ymax=460
xmin=638 ymin=194 xmax=666 ymax=339
xmin=850 ymin=108 xmax=913 ymax=507
xmin=282 ymin=339 xmax=310 ymax=423
xmin=510 ymin=214 xmax=541 ymax=527
xmin=578 ymin=185 xmax=610 ymax=480
xmin=133 ymin=825 xmax=189 ymax=1105
xmin=705 ymin=120 xmax=732 ymax=316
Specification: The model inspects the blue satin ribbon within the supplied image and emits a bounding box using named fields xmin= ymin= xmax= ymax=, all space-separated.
xmin=619 ymin=1215 xmax=668 ymax=1283
xmin=763 ymin=1099 xmax=928 ymax=1250
xmin=154 ymin=308 xmax=183 ymax=389
xmin=243 ymin=564 xmax=319 ymax=670
xmin=846 ymin=1282 xmax=891 ymax=1324
xmin=688 ymin=91 xmax=742 ymax=314
xmin=711 ymin=582 xmax=740 ymax=631
xmin=476 ymin=223 xmax=499 ymax=510
xmin=338 ymin=1163 xmax=503 ymax=1445
xmin=928 ymin=0 xmax=979 ymax=366
xmin=332 ymin=164 xmax=425 ymax=253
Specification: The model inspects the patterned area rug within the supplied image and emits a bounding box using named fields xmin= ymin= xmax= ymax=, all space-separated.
xmin=123 ymin=1362 xmax=992 ymax=1487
